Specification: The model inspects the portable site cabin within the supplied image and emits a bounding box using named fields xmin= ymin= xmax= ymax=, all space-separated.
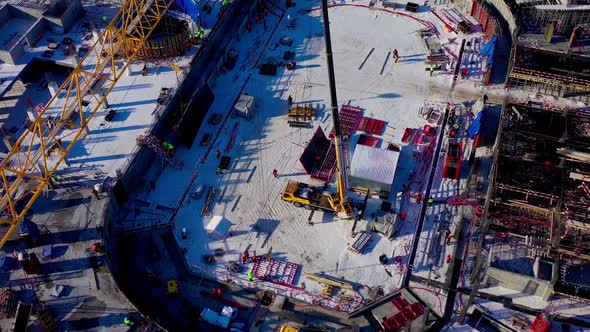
xmin=200 ymin=308 xmax=231 ymax=328
xmin=205 ymin=216 xmax=232 ymax=240
xmin=234 ymin=94 xmax=256 ymax=120
xmin=350 ymin=145 xmax=399 ymax=196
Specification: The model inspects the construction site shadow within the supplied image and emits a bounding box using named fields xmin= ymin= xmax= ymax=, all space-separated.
xmin=477 ymin=103 xmax=501 ymax=147
xmin=42 ymin=228 xmax=100 ymax=245
xmin=115 ymin=230 xmax=203 ymax=331
xmin=93 ymin=123 xmax=151 ymax=135
xmin=252 ymin=218 xmax=280 ymax=248
xmin=67 ymin=312 xmax=129 ymax=330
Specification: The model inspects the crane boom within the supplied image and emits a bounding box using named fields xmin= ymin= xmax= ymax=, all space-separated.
xmin=321 ymin=0 xmax=352 ymax=216
xmin=0 ymin=0 xmax=174 ymax=248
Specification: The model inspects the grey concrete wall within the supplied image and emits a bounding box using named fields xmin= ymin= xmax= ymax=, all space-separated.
xmin=484 ymin=0 xmax=518 ymax=37
xmin=11 ymin=4 xmax=43 ymax=20
xmin=484 ymin=266 xmax=553 ymax=300
xmin=23 ymin=19 xmax=45 ymax=47
xmin=43 ymin=0 xmax=83 ymax=33
xmin=0 ymin=5 xmax=10 ymax=29
xmin=7 ymin=43 xmax=24 ymax=65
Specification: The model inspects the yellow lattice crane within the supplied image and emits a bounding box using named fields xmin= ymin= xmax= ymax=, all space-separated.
xmin=0 ymin=0 xmax=174 ymax=248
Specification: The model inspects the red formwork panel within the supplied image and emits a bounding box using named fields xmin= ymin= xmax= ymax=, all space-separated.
xmin=330 ymin=104 xmax=363 ymax=138
xmin=311 ymin=144 xmax=336 ymax=181
xmin=357 ymin=116 xmax=386 ymax=135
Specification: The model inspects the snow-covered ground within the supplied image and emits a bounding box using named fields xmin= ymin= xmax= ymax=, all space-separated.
xmin=148 ymin=0 xmax=492 ymax=312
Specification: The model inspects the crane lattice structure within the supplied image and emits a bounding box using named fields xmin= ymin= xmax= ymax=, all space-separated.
xmin=0 ymin=0 xmax=174 ymax=248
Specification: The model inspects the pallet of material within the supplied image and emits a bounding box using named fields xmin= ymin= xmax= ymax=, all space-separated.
xmin=201 ymin=187 xmax=217 ymax=216
xmin=253 ymin=260 xmax=300 ymax=286
xmin=288 ymin=105 xmax=316 ymax=118
xmin=304 ymin=273 xmax=354 ymax=290
xmin=288 ymin=120 xmax=311 ymax=128
xmin=426 ymin=54 xmax=449 ymax=62
xmin=348 ymin=231 xmax=372 ymax=254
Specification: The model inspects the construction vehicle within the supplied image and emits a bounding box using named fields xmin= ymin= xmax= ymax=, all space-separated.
xmin=279 ymin=325 xmax=300 ymax=332
xmin=282 ymin=181 xmax=351 ymax=213
xmin=281 ymin=0 xmax=353 ymax=217
xmin=166 ymin=280 xmax=178 ymax=296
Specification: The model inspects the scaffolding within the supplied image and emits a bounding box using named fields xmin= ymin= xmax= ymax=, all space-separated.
xmin=509 ymin=66 xmax=590 ymax=97
xmin=521 ymin=5 xmax=590 ymax=35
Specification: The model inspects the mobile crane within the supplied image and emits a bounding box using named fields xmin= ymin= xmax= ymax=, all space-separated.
xmin=281 ymin=0 xmax=353 ymax=217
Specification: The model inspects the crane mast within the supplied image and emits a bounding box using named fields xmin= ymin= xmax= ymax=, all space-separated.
xmin=321 ymin=0 xmax=352 ymax=216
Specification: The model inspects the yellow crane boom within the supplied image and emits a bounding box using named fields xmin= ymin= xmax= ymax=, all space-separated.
xmin=0 ymin=0 xmax=174 ymax=248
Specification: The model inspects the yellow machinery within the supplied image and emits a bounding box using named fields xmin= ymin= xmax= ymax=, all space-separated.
xmin=281 ymin=181 xmax=352 ymax=215
xmin=278 ymin=325 xmax=300 ymax=332
xmin=0 ymin=0 xmax=173 ymax=248
xmin=166 ymin=280 xmax=178 ymax=295
xmin=281 ymin=0 xmax=353 ymax=217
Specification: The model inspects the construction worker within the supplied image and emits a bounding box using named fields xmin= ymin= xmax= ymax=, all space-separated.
xmin=272 ymin=169 xmax=278 ymax=178
xmin=400 ymin=212 xmax=408 ymax=220
xmin=216 ymin=167 xmax=222 ymax=175
xmin=216 ymin=149 xmax=221 ymax=158
xmin=248 ymin=272 xmax=254 ymax=281
xmin=428 ymin=197 xmax=434 ymax=204
xmin=221 ymin=0 xmax=228 ymax=6
xmin=102 ymin=16 xmax=108 ymax=22
xmin=242 ymin=250 xmax=249 ymax=264
xmin=163 ymin=141 xmax=174 ymax=150
xmin=429 ymin=66 xmax=435 ymax=77
xmin=393 ymin=49 xmax=400 ymax=63
xmin=415 ymin=193 xmax=422 ymax=202
xmin=461 ymin=67 xmax=468 ymax=79
xmin=92 ymin=242 xmax=104 ymax=253
xmin=123 ymin=317 xmax=132 ymax=326
xmin=91 ymin=188 xmax=99 ymax=199
xmin=287 ymin=95 xmax=293 ymax=105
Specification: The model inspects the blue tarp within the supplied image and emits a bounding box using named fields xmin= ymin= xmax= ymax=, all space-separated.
xmin=467 ymin=111 xmax=483 ymax=139
xmin=173 ymin=0 xmax=199 ymax=20
xmin=0 ymin=256 xmax=16 ymax=271
xmin=480 ymin=36 xmax=497 ymax=67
